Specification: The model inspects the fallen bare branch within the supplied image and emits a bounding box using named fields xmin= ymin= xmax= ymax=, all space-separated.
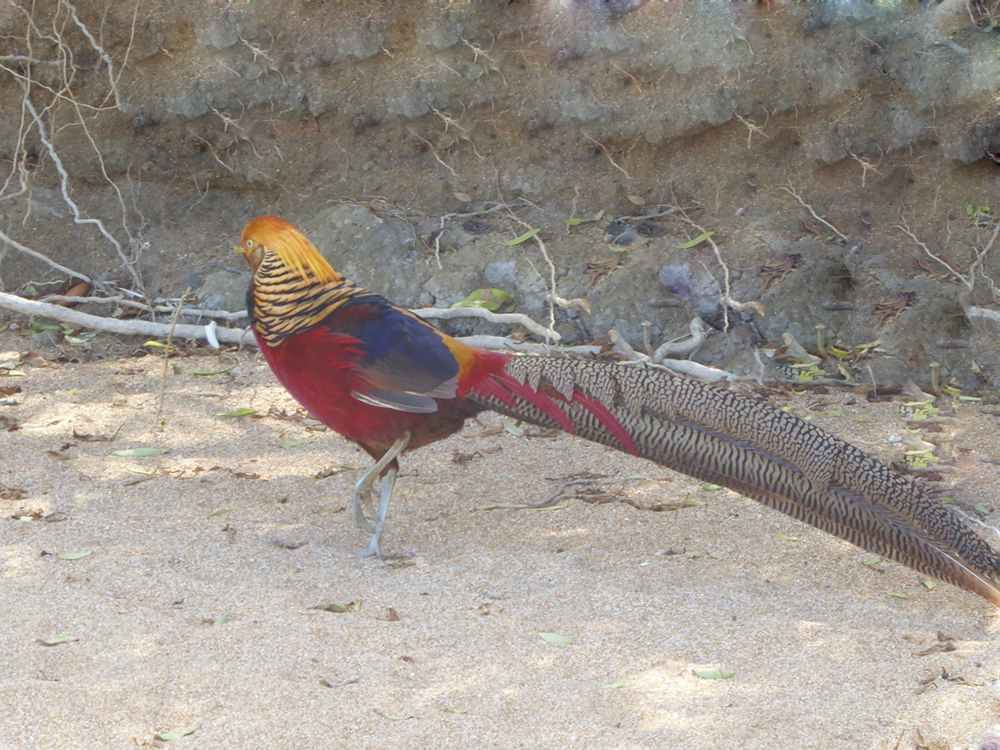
xmin=659 ymin=358 xmax=739 ymax=381
xmin=0 ymin=290 xmax=251 ymax=346
xmin=39 ymin=294 xmax=249 ymax=322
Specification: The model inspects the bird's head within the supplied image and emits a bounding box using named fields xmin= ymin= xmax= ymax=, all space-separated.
xmin=238 ymin=215 xmax=340 ymax=284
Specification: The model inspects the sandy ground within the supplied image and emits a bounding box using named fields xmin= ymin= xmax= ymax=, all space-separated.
xmin=2 ymin=331 xmax=1000 ymax=750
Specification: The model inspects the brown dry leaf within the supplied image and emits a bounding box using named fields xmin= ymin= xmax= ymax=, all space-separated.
xmin=0 ymin=385 xmax=21 ymax=396
xmin=1 ymin=486 xmax=28 ymax=501
xmin=124 ymin=472 xmax=157 ymax=487
xmin=314 ymin=466 xmax=352 ymax=479
xmin=470 ymin=425 xmax=504 ymax=438
xmin=874 ymin=292 xmax=916 ymax=328
xmin=208 ymin=466 xmax=261 ymax=480
xmin=914 ymin=257 xmax=948 ymax=280
xmin=912 ymin=641 xmax=956 ymax=657
xmin=0 ymin=416 xmax=19 ymax=432
xmin=800 ymin=220 xmax=822 ymax=237
xmin=72 ymin=429 xmax=111 ymax=443
xmin=452 ymin=450 xmax=482 ymax=466
xmin=759 ymin=254 xmax=802 ymax=290
xmin=44 ymin=277 xmax=91 ymax=307
xmin=586 ymin=256 xmax=621 ymax=288
xmin=19 ymin=352 xmax=52 ymax=368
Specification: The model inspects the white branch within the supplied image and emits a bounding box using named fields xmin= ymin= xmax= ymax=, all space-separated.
xmin=652 ymin=318 xmax=710 ymax=360
xmin=659 ymin=358 xmax=738 ymax=381
xmin=39 ymin=294 xmax=249 ymax=321
xmin=23 ymin=96 xmax=140 ymax=288
xmin=62 ymin=0 xmax=124 ymax=111
xmin=458 ymin=335 xmax=598 ymax=355
xmin=413 ymin=305 xmax=560 ymax=342
xmin=0 ymin=293 xmax=740 ymax=384
xmin=0 ymin=227 xmax=92 ymax=282
xmin=0 ymin=291 xmax=251 ymax=345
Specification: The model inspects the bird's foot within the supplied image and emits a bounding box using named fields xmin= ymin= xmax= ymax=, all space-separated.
xmin=350 ymin=433 xmax=410 ymax=558
xmin=352 ymin=466 xmax=396 ymax=559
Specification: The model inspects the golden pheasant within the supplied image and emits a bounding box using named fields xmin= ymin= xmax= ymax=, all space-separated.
xmin=239 ymin=215 xmax=1000 ymax=606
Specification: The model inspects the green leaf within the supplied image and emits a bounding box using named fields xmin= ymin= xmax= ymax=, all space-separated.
xmin=776 ymin=532 xmax=799 ymax=542
xmin=217 ymin=408 xmax=258 ymax=418
xmin=311 ymin=600 xmax=362 ymax=613
xmin=157 ymin=725 xmax=199 ymax=741
xmin=57 ymin=551 xmax=92 ymax=561
xmin=37 ymin=634 xmax=78 ymax=646
xmin=887 ymin=592 xmax=909 ymax=600
xmin=700 ymin=484 xmax=724 ymax=491
xmin=182 ymin=364 xmax=238 ymax=376
xmin=499 ymin=227 xmax=539 ymax=246
xmin=972 ymin=504 xmax=990 ymax=515
xmin=566 ymin=217 xmax=583 ymax=226
xmin=598 ymin=680 xmax=625 ymax=690
xmin=538 ymin=631 xmax=574 ymax=646
xmin=213 ymin=612 xmax=231 ymax=626
xmin=451 ymin=288 xmax=512 ymax=311
xmin=922 ymin=580 xmax=938 ymax=591
xmin=29 ymin=320 xmax=62 ymax=332
xmin=502 ymin=420 xmax=523 ymax=437
xmin=674 ymin=231 xmax=714 ymax=249
xmin=281 ymin=439 xmax=307 ymax=448
xmin=113 ymin=447 xmax=169 ymax=457
xmin=694 ymin=668 xmax=736 ymax=680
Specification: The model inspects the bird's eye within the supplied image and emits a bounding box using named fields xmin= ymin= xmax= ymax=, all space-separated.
xmin=245 ymin=239 xmax=254 ymax=249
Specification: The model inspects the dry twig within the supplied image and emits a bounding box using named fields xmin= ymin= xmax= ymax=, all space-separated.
xmin=780 ymin=184 xmax=849 ymax=243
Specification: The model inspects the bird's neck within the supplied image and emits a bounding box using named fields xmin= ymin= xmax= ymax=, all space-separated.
xmin=249 ymin=253 xmax=361 ymax=347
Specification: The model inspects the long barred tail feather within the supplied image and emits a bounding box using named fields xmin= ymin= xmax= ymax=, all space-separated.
xmin=470 ymin=356 xmax=1000 ymax=605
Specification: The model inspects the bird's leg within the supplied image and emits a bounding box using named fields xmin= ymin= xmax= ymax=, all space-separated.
xmin=352 ymin=432 xmax=410 ymax=558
